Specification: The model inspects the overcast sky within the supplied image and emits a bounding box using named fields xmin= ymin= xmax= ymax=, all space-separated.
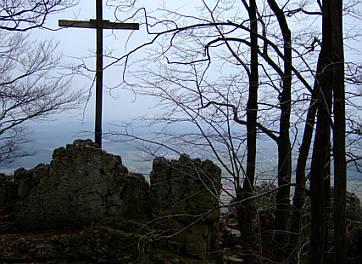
xmin=2 ymin=1 xmax=361 ymax=176
xmin=28 ymin=0 xmax=361 ymax=126
xmin=30 ymin=0 xmax=164 ymax=124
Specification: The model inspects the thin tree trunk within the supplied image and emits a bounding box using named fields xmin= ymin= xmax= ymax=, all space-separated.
xmin=290 ymin=57 xmax=320 ymax=254
xmin=240 ymin=0 xmax=258 ymax=239
xmin=309 ymin=55 xmax=332 ymax=262
xmin=267 ymin=0 xmax=292 ymax=259
xmin=330 ymin=0 xmax=346 ymax=262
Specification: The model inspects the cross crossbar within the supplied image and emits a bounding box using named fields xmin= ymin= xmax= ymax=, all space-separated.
xmin=58 ymin=19 xmax=139 ymax=30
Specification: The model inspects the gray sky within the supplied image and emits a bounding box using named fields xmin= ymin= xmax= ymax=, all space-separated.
xmin=2 ymin=1 xmax=361 ymax=182
xmin=30 ymin=0 xmax=163 ymax=123
xmin=28 ymin=0 xmax=361 ymax=126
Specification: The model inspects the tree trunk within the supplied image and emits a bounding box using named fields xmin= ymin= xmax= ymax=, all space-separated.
xmin=290 ymin=57 xmax=320 ymax=255
xmin=329 ymin=0 xmax=346 ymax=262
xmin=240 ymin=0 xmax=258 ymax=239
xmin=308 ymin=49 xmax=332 ymax=263
xmin=267 ymin=0 xmax=292 ymax=259
xmin=309 ymin=1 xmax=335 ymax=261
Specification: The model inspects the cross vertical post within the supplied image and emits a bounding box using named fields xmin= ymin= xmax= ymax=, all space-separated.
xmin=59 ymin=1 xmax=139 ymax=149
xmin=95 ymin=0 xmax=103 ymax=148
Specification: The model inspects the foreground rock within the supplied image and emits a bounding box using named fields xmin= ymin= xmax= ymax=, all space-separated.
xmin=0 ymin=140 xmax=222 ymax=264
xmin=0 ymin=218 xmax=147 ymax=264
xmin=0 ymin=139 xmax=149 ymax=231
xmin=150 ymin=155 xmax=222 ymax=261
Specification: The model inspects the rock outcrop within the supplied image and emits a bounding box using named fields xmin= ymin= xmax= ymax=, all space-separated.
xmin=0 ymin=139 xmax=150 ymax=231
xmin=150 ymin=155 xmax=222 ymax=260
xmin=0 ymin=140 xmax=223 ymax=264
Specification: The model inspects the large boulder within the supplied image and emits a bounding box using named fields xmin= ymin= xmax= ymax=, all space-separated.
xmin=2 ymin=139 xmax=149 ymax=231
xmin=150 ymin=155 xmax=222 ymax=262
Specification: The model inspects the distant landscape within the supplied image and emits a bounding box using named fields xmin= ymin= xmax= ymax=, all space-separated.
xmin=1 ymin=119 xmax=361 ymax=198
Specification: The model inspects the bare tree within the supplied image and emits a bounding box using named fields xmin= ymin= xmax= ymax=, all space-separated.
xmin=0 ymin=0 xmax=82 ymax=166
xmin=0 ymin=0 xmax=77 ymax=31
xmin=237 ymin=0 xmax=259 ymax=240
xmin=106 ymin=0 xmax=360 ymax=262
xmin=265 ymin=1 xmax=293 ymax=258
xmin=329 ymin=0 xmax=346 ymax=262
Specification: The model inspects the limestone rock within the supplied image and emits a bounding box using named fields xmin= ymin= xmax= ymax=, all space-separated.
xmin=150 ymin=155 xmax=222 ymax=261
xmin=0 ymin=142 xmax=224 ymax=264
xmin=345 ymin=191 xmax=361 ymax=220
xmin=0 ymin=173 xmax=16 ymax=209
xmin=4 ymin=139 xmax=149 ymax=231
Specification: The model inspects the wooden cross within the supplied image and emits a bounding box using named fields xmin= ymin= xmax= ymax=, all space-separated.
xmin=59 ymin=0 xmax=139 ymax=148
